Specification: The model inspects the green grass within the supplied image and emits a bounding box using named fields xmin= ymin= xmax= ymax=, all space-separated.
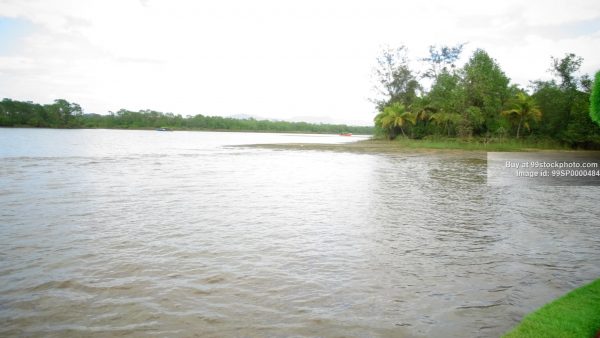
xmin=389 ymin=137 xmax=569 ymax=151
xmin=503 ymin=278 xmax=600 ymax=338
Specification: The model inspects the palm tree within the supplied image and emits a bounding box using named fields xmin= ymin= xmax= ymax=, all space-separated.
xmin=413 ymin=104 xmax=436 ymax=123
xmin=501 ymin=92 xmax=542 ymax=138
xmin=374 ymin=102 xmax=416 ymax=139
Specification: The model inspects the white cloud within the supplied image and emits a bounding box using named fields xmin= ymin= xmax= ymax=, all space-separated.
xmin=0 ymin=0 xmax=599 ymax=125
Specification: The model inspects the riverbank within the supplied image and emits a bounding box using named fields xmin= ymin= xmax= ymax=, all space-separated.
xmin=242 ymin=138 xmax=579 ymax=153
xmin=503 ymin=278 xmax=600 ymax=338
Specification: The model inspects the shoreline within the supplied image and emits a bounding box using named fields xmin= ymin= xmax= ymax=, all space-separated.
xmin=0 ymin=126 xmax=373 ymax=136
xmin=239 ymin=139 xmax=598 ymax=154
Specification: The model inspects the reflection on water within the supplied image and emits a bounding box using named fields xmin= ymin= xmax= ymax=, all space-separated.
xmin=1 ymin=128 xmax=599 ymax=337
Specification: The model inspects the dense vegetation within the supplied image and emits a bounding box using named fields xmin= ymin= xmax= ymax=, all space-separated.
xmin=373 ymin=45 xmax=600 ymax=149
xmin=591 ymin=70 xmax=600 ymax=126
xmin=0 ymin=99 xmax=374 ymax=135
xmin=503 ymin=278 xmax=600 ymax=338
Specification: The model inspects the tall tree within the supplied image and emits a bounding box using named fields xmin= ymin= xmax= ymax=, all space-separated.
xmin=421 ymin=43 xmax=465 ymax=79
xmin=462 ymin=49 xmax=510 ymax=134
xmin=550 ymin=53 xmax=585 ymax=125
xmin=551 ymin=53 xmax=583 ymax=91
xmin=372 ymin=46 xmax=421 ymax=110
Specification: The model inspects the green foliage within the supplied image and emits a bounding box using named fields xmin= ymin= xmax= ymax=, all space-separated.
xmin=419 ymin=49 xmax=511 ymax=138
xmin=531 ymin=80 xmax=568 ymax=136
xmin=2 ymin=99 xmax=96 ymax=129
xmin=428 ymin=72 xmax=465 ymax=114
xmin=503 ymin=278 xmax=600 ymax=338
xmin=429 ymin=111 xmax=461 ymax=136
xmin=591 ymin=70 xmax=600 ymax=126
xmin=0 ymin=98 xmax=374 ymax=134
xmin=562 ymin=89 xmax=600 ymax=148
xmin=464 ymin=106 xmax=485 ymax=134
xmin=539 ymin=54 xmax=600 ymax=147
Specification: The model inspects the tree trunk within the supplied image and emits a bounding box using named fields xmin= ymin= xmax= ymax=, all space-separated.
xmin=516 ymin=117 xmax=523 ymax=138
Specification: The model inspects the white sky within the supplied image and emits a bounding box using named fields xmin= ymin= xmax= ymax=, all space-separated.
xmin=0 ymin=0 xmax=599 ymax=126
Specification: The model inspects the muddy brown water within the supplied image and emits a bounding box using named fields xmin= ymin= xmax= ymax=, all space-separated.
xmin=1 ymin=128 xmax=599 ymax=337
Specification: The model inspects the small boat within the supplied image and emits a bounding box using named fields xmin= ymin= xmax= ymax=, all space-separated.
xmin=155 ymin=127 xmax=172 ymax=131
xmin=339 ymin=133 xmax=352 ymax=136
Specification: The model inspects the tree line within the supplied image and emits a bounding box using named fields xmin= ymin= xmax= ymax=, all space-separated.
xmin=0 ymin=99 xmax=374 ymax=135
xmin=372 ymin=44 xmax=600 ymax=149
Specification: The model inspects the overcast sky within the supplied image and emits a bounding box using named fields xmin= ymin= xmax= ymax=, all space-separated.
xmin=1 ymin=0 xmax=599 ymax=125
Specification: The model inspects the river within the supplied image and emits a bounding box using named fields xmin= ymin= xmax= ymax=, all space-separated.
xmin=1 ymin=128 xmax=599 ymax=337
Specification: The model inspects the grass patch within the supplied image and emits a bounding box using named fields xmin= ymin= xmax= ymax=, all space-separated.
xmin=503 ymin=278 xmax=600 ymax=338
xmin=390 ymin=137 xmax=569 ymax=151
